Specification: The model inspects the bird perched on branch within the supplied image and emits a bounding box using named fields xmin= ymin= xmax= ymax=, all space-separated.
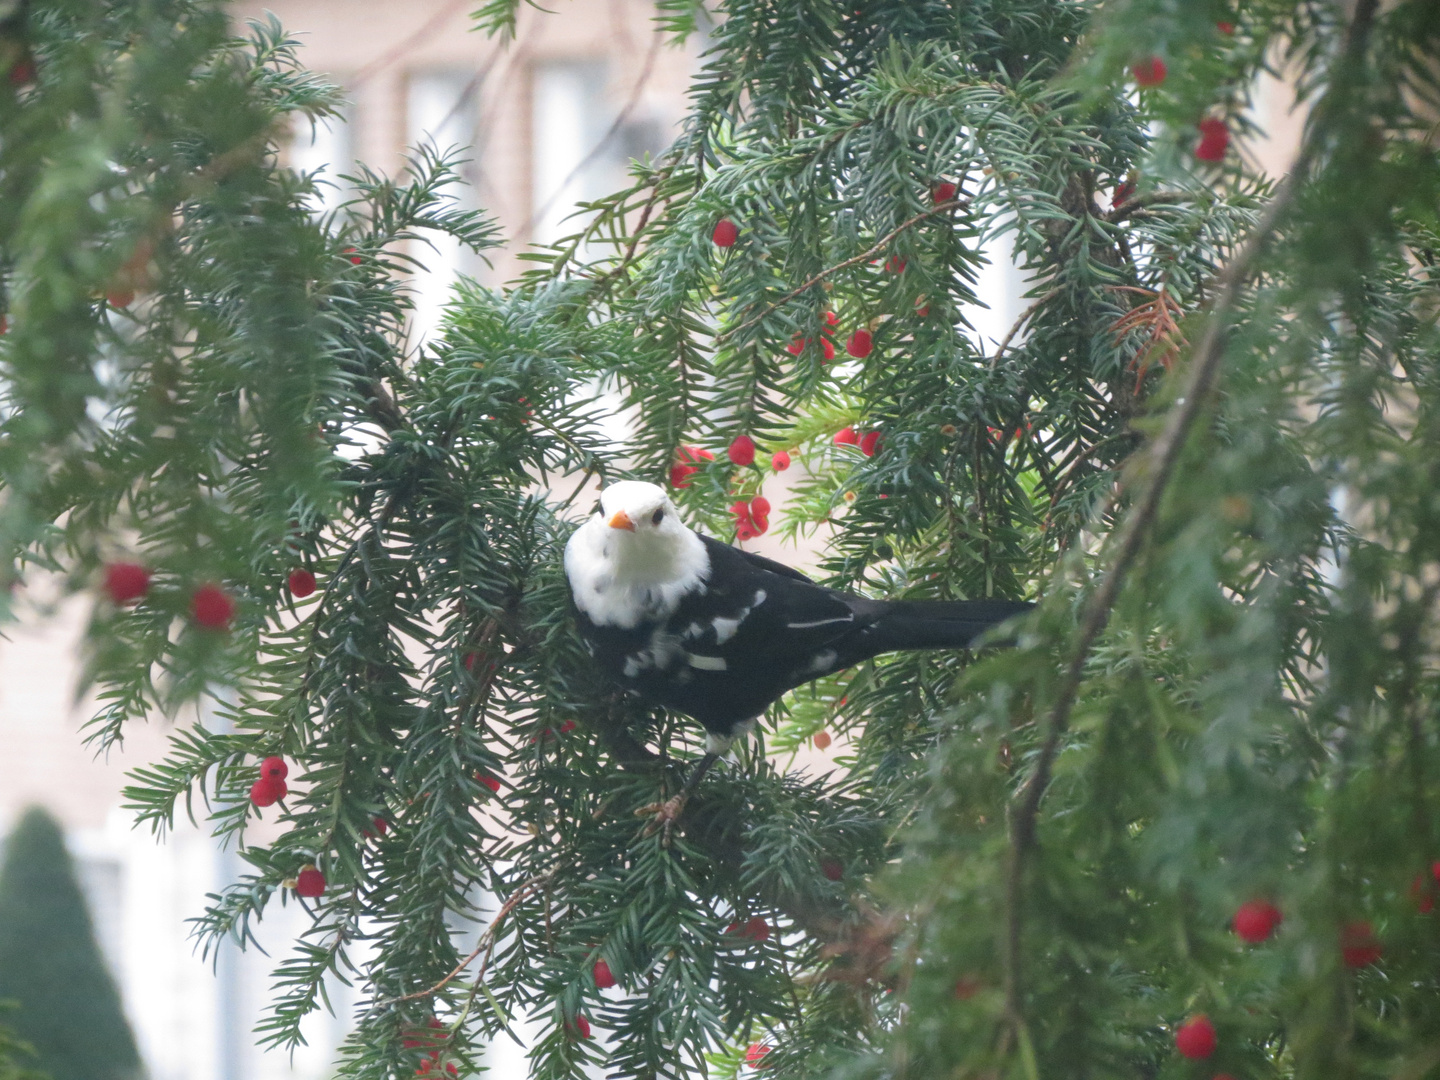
xmin=564 ymin=480 xmax=1032 ymax=833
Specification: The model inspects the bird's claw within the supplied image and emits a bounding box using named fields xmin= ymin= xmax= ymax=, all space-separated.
xmin=636 ymin=794 xmax=688 ymax=844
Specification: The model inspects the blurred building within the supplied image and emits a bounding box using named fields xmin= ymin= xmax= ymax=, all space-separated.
xmin=0 ymin=4 xmax=700 ymax=1078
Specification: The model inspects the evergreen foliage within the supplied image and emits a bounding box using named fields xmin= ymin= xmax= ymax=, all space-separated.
xmin=0 ymin=809 xmax=139 ymax=1080
xmin=0 ymin=1005 xmax=46 ymax=1080
xmin=1 ymin=0 xmax=1439 ymax=1077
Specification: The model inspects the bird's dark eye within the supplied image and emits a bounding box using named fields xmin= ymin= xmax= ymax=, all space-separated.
xmin=651 ymin=508 xmax=665 ymax=526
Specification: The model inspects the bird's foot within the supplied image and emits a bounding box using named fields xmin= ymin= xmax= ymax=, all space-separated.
xmin=636 ymin=793 xmax=688 ymax=845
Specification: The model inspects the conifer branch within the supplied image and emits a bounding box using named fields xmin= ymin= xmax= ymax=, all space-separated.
xmin=1002 ymin=156 xmax=1308 ymax=1036
xmin=715 ymin=199 xmax=969 ymax=343
xmin=1000 ymin=0 xmax=1382 ymax=1028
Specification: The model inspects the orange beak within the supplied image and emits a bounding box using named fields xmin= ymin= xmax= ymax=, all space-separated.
xmin=607 ymin=510 xmax=636 ymax=531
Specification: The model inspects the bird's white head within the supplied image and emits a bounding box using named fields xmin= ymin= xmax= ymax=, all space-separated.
xmin=565 ymin=480 xmax=709 ymax=628
xmin=597 ymin=480 xmax=679 ymax=536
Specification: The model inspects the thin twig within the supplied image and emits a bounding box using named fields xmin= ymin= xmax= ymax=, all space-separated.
xmin=987 ymin=287 xmax=1061 ymax=371
xmin=378 ymin=864 xmax=563 ymax=1007
xmin=715 ymin=199 xmax=968 ymax=344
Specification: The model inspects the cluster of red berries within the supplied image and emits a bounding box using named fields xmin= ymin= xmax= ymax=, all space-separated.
xmin=104 ymin=562 xmax=235 ymax=628
xmin=1168 ymin=898 xmax=1390 ymax=1065
xmin=1127 ymin=34 xmax=1236 ymax=162
xmin=250 ymin=756 xmax=289 ymax=807
xmin=833 ymin=427 xmax=881 ymax=456
xmin=731 ymin=496 xmax=771 ymax=541
xmin=785 ymin=312 xmax=839 ymax=362
xmin=404 ymin=1019 xmax=457 ymax=1075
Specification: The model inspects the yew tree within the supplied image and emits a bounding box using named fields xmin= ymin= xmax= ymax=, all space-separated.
xmin=2 ymin=0 xmax=1439 ymax=1077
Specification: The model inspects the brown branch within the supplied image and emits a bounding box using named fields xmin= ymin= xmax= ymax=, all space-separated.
xmin=377 ymin=863 xmax=565 ymax=1008
xmin=987 ymin=287 xmax=1061 ymax=371
xmin=715 ymin=199 xmax=969 ymax=344
xmin=1000 ymin=144 xmax=1317 ymax=1036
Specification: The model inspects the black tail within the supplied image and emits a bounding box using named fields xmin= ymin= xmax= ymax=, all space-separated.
xmin=854 ymin=599 xmax=1034 ymax=655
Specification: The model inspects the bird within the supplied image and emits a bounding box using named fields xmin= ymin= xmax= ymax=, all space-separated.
xmin=564 ymin=480 xmax=1033 ymax=832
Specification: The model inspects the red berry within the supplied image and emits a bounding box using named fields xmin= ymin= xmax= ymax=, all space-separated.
xmin=1341 ymin=921 xmax=1382 ymax=967
xmin=859 ymin=431 xmax=881 ymax=457
xmin=1410 ymin=873 xmax=1434 ymax=913
xmin=1217 ymin=21 xmax=1235 ymax=34
xmin=103 ymin=562 xmax=150 ymax=605
xmin=932 ymin=180 xmax=957 ymax=203
xmin=287 ymin=569 xmax=317 ymax=598
xmin=771 ymin=451 xmax=791 ymax=471
xmin=743 ymin=916 xmax=770 ymax=942
xmin=915 ymin=301 xmax=930 ymax=317
xmin=818 ymin=337 xmax=834 ymax=361
xmin=249 ymin=775 xmax=287 ymax=807
xmin=1131 ymin=56 xmax=1167 ymax=87
xmin=749 ymin=496 xmax=771 ymax=519
xmin=593 ymin=959 xmax=616 ymax=989
xmin=1175 ymin=1015 xmax=1216 ymax=1060
xmin=731 ymin=500 xmax=753 ymax=527
xmin=572 ymin=1015 xmax=592 ymax=1039
xmin=786 ymin=334 xmax=805 ymax=356
xmin=295 ymin=866 xmax=326 ymax=898
xmin=712 ymin=219 xmax=738 ymax=247
xmin=371 ymin=816 xmax=388 ymax=835
xmin=8 ymin=55 xmax=35 ymax=86
xmin=0 ymin=315 xmax=8 ymax=333
xmin=886 ymin=255 xmax=906 ymax=273
xmin=107 ymin=288 xmax=135 ymax=309
xmin=833 ymin=427 xmax=859 ymax=447
xmin=670 ymin=463 xmax=699 ymax=488
xmin=728 ymin=435 xmax=756 ymax=467
xmin=821 ymin=860 xmax=842 ymax=881
xmin=342 ymin=246 xmax=362 ymax=265
xmin=812 ymin=731 xmax=831 ymax=750
xmin=191 ymin=583 xmax=236 ymax=629
xmin=559 ymin=719 xmax=577 ymax=734
xmin=823 ymin=311 xmax=838 ymax=328
xmin=846 ymin=329 xmax=873 ymax=358
xmin=1232 ymin=899 xmax=1281 ymax=943
xmin=261 ymin=756 xmax=288 ymax=780
xmin=1196 ymin=117 xmax=1229 ymax=162
xmin=1115 ymin=179 xmax=1137 ymax=203
xmin=477 ymin=773 xmax=501 ymax=794
xmin=1432 ymin=859 xmax=1440 ymax=883
xmin=953 ymin=976 xmax=981 ymax=999
xmin=745 ymin=1043 xmax=772 ymax=1067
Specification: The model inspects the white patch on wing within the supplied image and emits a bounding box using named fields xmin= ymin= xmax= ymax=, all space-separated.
xmin=711 ymin=615 xmax=742 ymax=643
xmin=687 ymin=654 xmax=727 ymax=671
xmin=786 ymin=615 xmax=854 ymax=629
xmin=803 ymin=649 xmax=838 ymax=675
xmin=752 ymin=589 xmax=767 ymax=606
